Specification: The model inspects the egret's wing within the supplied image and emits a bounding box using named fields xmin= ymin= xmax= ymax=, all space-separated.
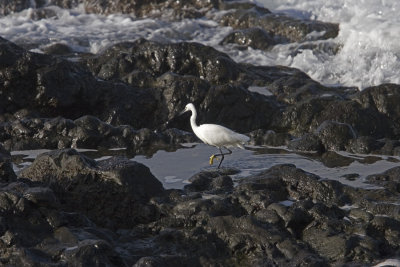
xmin=198 ymin=124 xmax=249 ymax=148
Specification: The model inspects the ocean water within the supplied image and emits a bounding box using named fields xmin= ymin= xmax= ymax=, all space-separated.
xmin=256 ymin=0 xmax=400 ymax=89
xmin=12 ymin=144 xmax=400 ymax=190
xmin=1 ymin=1 xmax=399 ymax=89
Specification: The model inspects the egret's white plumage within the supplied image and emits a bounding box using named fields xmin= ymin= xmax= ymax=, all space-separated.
xmin=181 ymin=103 xmax=249 ymax=168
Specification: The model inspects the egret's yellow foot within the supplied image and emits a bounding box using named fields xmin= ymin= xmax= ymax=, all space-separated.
xmin=209 ymin=155 xmax=219 ymax=165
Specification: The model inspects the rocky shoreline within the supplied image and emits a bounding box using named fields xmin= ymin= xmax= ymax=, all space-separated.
xmin=1 ymin=0 xmax=400 ymax=266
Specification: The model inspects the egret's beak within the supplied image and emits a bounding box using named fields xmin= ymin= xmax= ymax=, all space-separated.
xmin=165 ymin=108 xmax=187 ymax=127
xmin=178 ymin=109 xmax=187 ymax=116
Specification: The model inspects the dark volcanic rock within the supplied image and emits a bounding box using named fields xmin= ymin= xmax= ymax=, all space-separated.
xmin=249 ymin=129 xmax=291 ymax=146
xmin=321 ymin=151 xmax=355 ymax=168
xmin=20 ymin=149 xmax=164 ymax=228
xmin=288 ymin=133 xmax=324 ymax=152
xmin=42 ymin=42 xmax=73 ymax=55
xmin=86 ymin=39 xmax=243 ymax=85
xmin=357 ymin=83 xmax=400 ymax=137
xmin=0 ymin=115 xmax=196 ymax=152
xmin=366 ymin=166 xmax=400 ymax=193
xmin=246 ymin=164 xmax=348 ymax=205
xmin=281 ymin=97 xmax=392 ymax=138
xmin=316 ymin=120 xmax=356 ymax=151
xmin=0 ymin=37 xmax=161 ymax=129
xmin=86 ymin=39 xmax=282 ymax=132
xmin=220 ymin=27 xmax=276 ymax=50
xmin=0 ymin=0 xmax=82 ymax=16
xmin=0 ymin=144 xmax=16 ymax=182
xmin=84 ymin=0 xmax=216 ymax=18
xmin=4 ymin=154 xmax=400 ymax=265
xmin=0 ymin=180 xmax=126 ymax=266
xmin=219 ymin=7 xmax=339 ymax=43
xmin=0 ymin=0 xmax=31 ymax=16
xmin=184 ymin=169 xmax=237 ymax=193
xmin=346 ymin=136 xmax=382 ymax=154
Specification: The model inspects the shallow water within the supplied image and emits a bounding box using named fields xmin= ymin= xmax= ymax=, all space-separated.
xmin=1 ymin=1 xmax=400 ymax=89
xmin=11 ymin=144 xmax=400 ymax=189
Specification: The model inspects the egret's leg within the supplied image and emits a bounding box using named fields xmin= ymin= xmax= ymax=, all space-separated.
xmin=214 ymin=147 xmax=232 ymax=169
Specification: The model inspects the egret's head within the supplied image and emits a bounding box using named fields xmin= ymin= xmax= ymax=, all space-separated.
xmin=180 ymin=103 xmax=194 ymax=115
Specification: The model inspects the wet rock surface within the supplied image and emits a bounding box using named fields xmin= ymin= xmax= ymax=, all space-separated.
xmin=0 ymin=144 xmax=16 ymax=182
xmin=0 ymin=115 xmax=197 ymax=153
xmin=2 ymin=149 xmax=400 ymax=265
xmin=19 ymin=149 xmax=164 ymax=228
xmin=1 ymin=1 xmax=400 ymax=266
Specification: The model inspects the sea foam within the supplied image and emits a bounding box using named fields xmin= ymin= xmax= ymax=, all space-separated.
xmin=1 ymin=1 xmax=400 ymax=89
xmin=255 ymin=0 xmax=400 ymax=88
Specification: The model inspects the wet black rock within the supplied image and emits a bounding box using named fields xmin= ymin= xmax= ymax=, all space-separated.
xmin=3 ymin=153 xmax=400 ymax=265
xmin=0 ymin=0 xmax=83 ymax=16
xmin=281 ymin=98 xmax=392 ymax=138
xmin=288 ymin=133 xmax=324 ymax=153
xmin=246 ymin=164 xmax=348 ymax=205
xmin=7 ymin=36 xmax=391 ymax=144
xmin=20 ymin=149 xmax=164 ymax=228
xmin=86 ymin=39 xmax=242 ymax=85
xmin=249 ymin=129 xmax=291 ymax=146
xmin=357 ymin=83 xmax=400 ymax=136
xmin=84 ymin=0 xmax=216 ymax=18
xmin=27 ymin=7 xmax=58 ymax=20
xmin=42 ymin=42 xmax=73 ymax=55
xmin=265 ymin=70 xmax=357 ymax=105
xmin=0 ymin=37 xmax=162 ymax=129
xmin=346 ymin=136 xmax=382 ymax=154
xmin=0 ymin=144 xmax=16 ymax=182
xmin=366 ymin=166 xmax=400 ymax=193
xmin=321 ymin=151 xmax=355 ymax=168
xmin=0 ymin=0 xmax=31 ymax=16
xmin=0 ymin=180 xmax=126 ymax=265
xmin=316 ymin=120 xmax=356 ymax=151
xmin=219 ymin=6 xmax=339 ymax=43
xmin=341 ymin=173 xmax=360 ymax=181
xmin=85 ymin=39 xmax=282 ymax=132
xmin=184 ymin=168 xmax=237 ymax=193
xmin=220 ymin=27 xmax=276 ymax=50
xmin=0 ymin=115 xmax=197 ymax=152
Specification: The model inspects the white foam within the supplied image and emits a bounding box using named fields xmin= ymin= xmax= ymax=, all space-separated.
xmin=254 ymin=0 xmax=400 ymax=89
xmin=164 ymin=175 xmax=182 ymax=183
xmin=1 ymin=1 xmax=400 ymax=89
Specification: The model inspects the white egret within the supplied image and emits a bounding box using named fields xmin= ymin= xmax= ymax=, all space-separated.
xmin=180 ymin=103 xmax=250 ymax=168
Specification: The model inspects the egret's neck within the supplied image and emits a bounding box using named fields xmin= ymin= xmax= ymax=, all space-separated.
xmin=190 ymin=108 xmax=198 ymax=130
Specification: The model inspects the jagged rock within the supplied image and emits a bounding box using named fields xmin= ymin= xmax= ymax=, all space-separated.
xmin=288 ymin=133 xmax=324 ymax=152
xmin=42 ymin=43 xmax=73 ymax=55
xmin=366 ymin=166 xmax=400 ymax=193
xmin=316 ymin=120 xmax=356 ymax=151
xmin=346 ymin=136 xmax=382 ymax=154
xmin=0 ymin=115 xmax=197 ymax=152
xmin=321 ymin=151 xmax=355 ymax=168
xmin=86 ymin=39 xmax=242 ymax=85
xmin=84 ymin=0 xmax=215 ymax=18
xmin=20 ymin=149 xmax=164 ymax=228
xmin=357 ymin=83 xmax=400 ymax=137
xmin=0 ymin=37 xmax=159 ymax=129
xmin=281 ymin=98 xmax=392 ymax=138
xmin=220 ymin=27 xmax=276 ymax=50
xmin=0 ymin=0 xmax=31 ymax=16
xmin=3 ymin=154 xmax=400 ymax=265
xmin=219 ymin=6 xmax=339 ymax=43
xmin=249 ymin=129 xmax=291 ymax=146
xmin=0 ymin=144 xmax=16 ymax=182
xmin=184 ymin=169 xmax=236 ymax=193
